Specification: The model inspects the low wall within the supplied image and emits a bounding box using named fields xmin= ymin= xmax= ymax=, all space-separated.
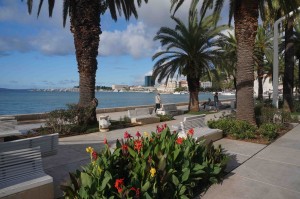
xmin=11 ymin=99 xmax=234 ymax=122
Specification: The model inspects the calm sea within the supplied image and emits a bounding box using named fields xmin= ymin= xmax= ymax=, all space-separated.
xmin=0 ymin=89 xmax=234 ymax=115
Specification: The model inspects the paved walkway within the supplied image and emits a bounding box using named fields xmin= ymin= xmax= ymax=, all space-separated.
xmin=15 ymin=109 xmax=300 ymax=199
xmin=201 ymin=123 xmax=300 ymax=199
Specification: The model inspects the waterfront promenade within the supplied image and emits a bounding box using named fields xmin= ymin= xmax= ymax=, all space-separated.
xmin=14 ymin=108 xmax=300 ymax=199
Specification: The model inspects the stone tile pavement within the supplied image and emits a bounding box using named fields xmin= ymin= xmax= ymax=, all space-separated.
xmin=15 ymin=108 xmax=300 ymax=199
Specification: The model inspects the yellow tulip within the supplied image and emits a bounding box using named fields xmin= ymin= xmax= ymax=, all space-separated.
xmin=144 ymin=132 xmax=149 ymax=137
xmin=86 ymin=146 xmax=94 ymax=153
xmin=150 ymin=167 xmax=156 ymax=177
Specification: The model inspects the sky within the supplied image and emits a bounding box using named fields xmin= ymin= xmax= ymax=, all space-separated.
xmin=0 ymin=0 xmax=229 ymax=89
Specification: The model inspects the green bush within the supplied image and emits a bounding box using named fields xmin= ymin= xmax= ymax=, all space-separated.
xmin=258 ymin=123 xmax=279 ymax=141
xmin=45 ymin=104 xmax=95 ymax=135
xmin=294 ymin=100 xmax=300 ymax=112
xmin=61 ymin=125 xmax=228 ymax=199
xmin=157 ymin=114 xmax=174 ymax=122
xmin=208 ymin=119 xmax=257 ymax=139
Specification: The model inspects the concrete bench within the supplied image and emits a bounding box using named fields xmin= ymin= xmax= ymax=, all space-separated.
xmin=0 ymin=118 xmax=20 ymax=142
xmin=0 ymin=133 xmax=58 ymax=157
xmin=156 ymin=103 xmax=184 ymax=116
xmin=0 ymin=147 xmax=54 ymax=199
xmin=128 ymin=108 xmax=160 ymax=125
xmin=180 ymin=115 xmax=223 ymax=143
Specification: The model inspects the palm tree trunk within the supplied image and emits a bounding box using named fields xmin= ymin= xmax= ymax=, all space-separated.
xmin=187 ymin=75 xmax=200 ymax=112
xmin=234 ymin=0 xmax=258 ymax=125
xmin=70 ymin=0 xmax=101 ymax=124
xmin=283 ymin=16 xmax=294 ymax=112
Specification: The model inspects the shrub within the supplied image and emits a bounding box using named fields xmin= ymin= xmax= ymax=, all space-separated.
xmin=258 ymin=123 xmax=279 ymax=141
xmin=208 ymin=119 xmax=257 ymax=139
xmin=294 ymin=100 xmax=300 ymax=112
xmin=157 ymin=114 xmax=174 ymax=122
xmin=45 ymin=109 xmax=77 ymax=134
xmin=61 ymin=125 xmax=228 ymax=199
xmin=45 ymin=104 xmax=96 ymax=135
xmin=119 ymin=115 xmax=131 ymax=123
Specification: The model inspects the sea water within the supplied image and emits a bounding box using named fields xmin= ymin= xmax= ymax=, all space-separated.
xmin=0 ymin=89 xmax=234 ymax=115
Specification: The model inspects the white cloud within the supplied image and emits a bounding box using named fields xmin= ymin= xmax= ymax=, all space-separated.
xmin=99 ymin=22 xmax=156 ymax=58
xmin=31 ymin=30 xmax=74 ymax=55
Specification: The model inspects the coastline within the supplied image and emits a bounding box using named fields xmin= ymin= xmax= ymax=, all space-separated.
xmin=5 ymin=99 xmax=235 ymax=122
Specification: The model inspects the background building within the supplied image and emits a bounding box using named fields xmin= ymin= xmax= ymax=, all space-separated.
xmin=145 ymin=76 xmax=155 ymax=87
xmin=179 ymin=80 xmax=188 ymax=88
xmin=201 ymin=81 xmax=212 ymax=89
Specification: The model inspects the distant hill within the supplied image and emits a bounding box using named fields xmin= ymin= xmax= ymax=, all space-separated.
xmin=0 ymin=88 xmax=30 ymax=91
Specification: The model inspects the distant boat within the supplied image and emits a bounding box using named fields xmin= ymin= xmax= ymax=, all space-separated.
xmin=173 ymin=92 xmax=181 ymax=94
xmin=180 ymin=91 xmax=188 ymax=95
xmin=219 ymin=91 xmax=236 ymax=96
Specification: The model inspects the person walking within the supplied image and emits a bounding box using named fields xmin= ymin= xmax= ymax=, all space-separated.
xmin=155 ymin=93 xmax=161 ymax=113
xmin=214 ymin=92 xmax=219 ymax=112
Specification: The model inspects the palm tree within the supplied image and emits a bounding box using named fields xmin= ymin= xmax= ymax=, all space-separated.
xmin=254 ymin=25 xmax=273 ymax=101
xmin=171 ymin=0 xmax=300 ymax=125
xmin=217 ymin=31 xmax=237 ymax=91
xmin=25 ymin=0 xmax=149 ymax=124
xmin=152 ymin=1 xmax=228 ymax=112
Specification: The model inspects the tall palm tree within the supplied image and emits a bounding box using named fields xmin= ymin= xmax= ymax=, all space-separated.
xmin=217 ymin=31 xmax=237 ymax=91
xmin=254 ymin=25 xmax=273 ymax=101
xmin=171 ymin=0 xmax=299 ymax=125
xmin=25 ymin=0 xmax=148 ymax=124
xmin=153 ymin=0 xmax=228 ymax=112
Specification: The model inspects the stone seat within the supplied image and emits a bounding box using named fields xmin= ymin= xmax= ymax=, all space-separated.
xmin=0 ymin=147 xmax=54 ymax=199
xmin=128 ymin=108 xmax=160 ymax=125
xmin=156 ymin=103 xmax=184 ymax=116
xmin=179 ymin=114 xmax=223 ymax=143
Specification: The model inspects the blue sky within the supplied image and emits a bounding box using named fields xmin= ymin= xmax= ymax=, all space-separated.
xmin=0 ymin=0 xmax=229 ymax=89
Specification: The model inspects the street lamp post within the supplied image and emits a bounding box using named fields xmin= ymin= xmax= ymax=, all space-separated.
xmin=273 ymin=8 xmax=300 ymax=108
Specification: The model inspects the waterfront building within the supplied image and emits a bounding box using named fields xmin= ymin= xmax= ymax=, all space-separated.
xmin=112 ymin=85 xmax=129 ymax=91
xmin=156 ymin=80 xmax=177 ymax=93
xmin=145 ymin=76 xmax=155 ymax=87
xmin=179 ymin=80 xmax=188 ymax=88
xmin=201 ymin=81 xmax=212 ymax=89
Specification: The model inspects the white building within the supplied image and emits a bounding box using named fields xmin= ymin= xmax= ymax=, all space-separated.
xmin=156 ymin=80 xmax=177 ymax=93
xmin=201 ymin=81 xmax=212 ymax=88
xmin=112 ymin=85 xmax=129 ymax=91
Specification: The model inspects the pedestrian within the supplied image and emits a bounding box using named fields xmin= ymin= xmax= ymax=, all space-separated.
xmin=155 ymin=93 xmax=161 ymax=113
xmin=214 ymin=92 xmax=219 ymax=112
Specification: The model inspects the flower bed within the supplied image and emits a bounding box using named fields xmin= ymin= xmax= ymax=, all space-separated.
xmin=61 ymin=124 xmax=228 ymax=199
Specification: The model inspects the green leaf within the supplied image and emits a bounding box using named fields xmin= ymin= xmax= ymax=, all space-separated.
xmin=113 ymin=148 xmax=121 ymax=156
xmin=128 ymin=146 xmax=137 ymax=157
xmin=79 ymin=186 xmax=88 ymax=198
xmin=158 ymin=154 xmax=167 ymax=171
xmin=172 ymin=174 xmax=179 ymax=186
xmin=173 ymin=147 xmax=180 ymax=161
xmin=181 ymin=168 xmax=190 ymax=182
xmin=104 ymin=171 xmax=112 ymax=179
xmin=209 ymin=176 xmax=218 ymax=184
xmin=143 ymin=146 xmax=151 ymax=159
xmin=144 ymin=192 xmax=152 ymax=199
xmin=180 ymin=195 xmax=189 ymax=199
xmin=213 ymin=166 xmax=221 ymax=175
xmin=142 ymin=181 xmax=151 ymax=192
xmin=193 ymin=163 xmax=205 ymax=171
xmin=100 ymin=176 xmax=110 ymax=191
xmin=179 ymin=185 xmax=187 ymax=195
xmin=80 ymin=172 xmax=92 ymax=188
xmin=183 ymin=146 xmax=190 ymax=158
